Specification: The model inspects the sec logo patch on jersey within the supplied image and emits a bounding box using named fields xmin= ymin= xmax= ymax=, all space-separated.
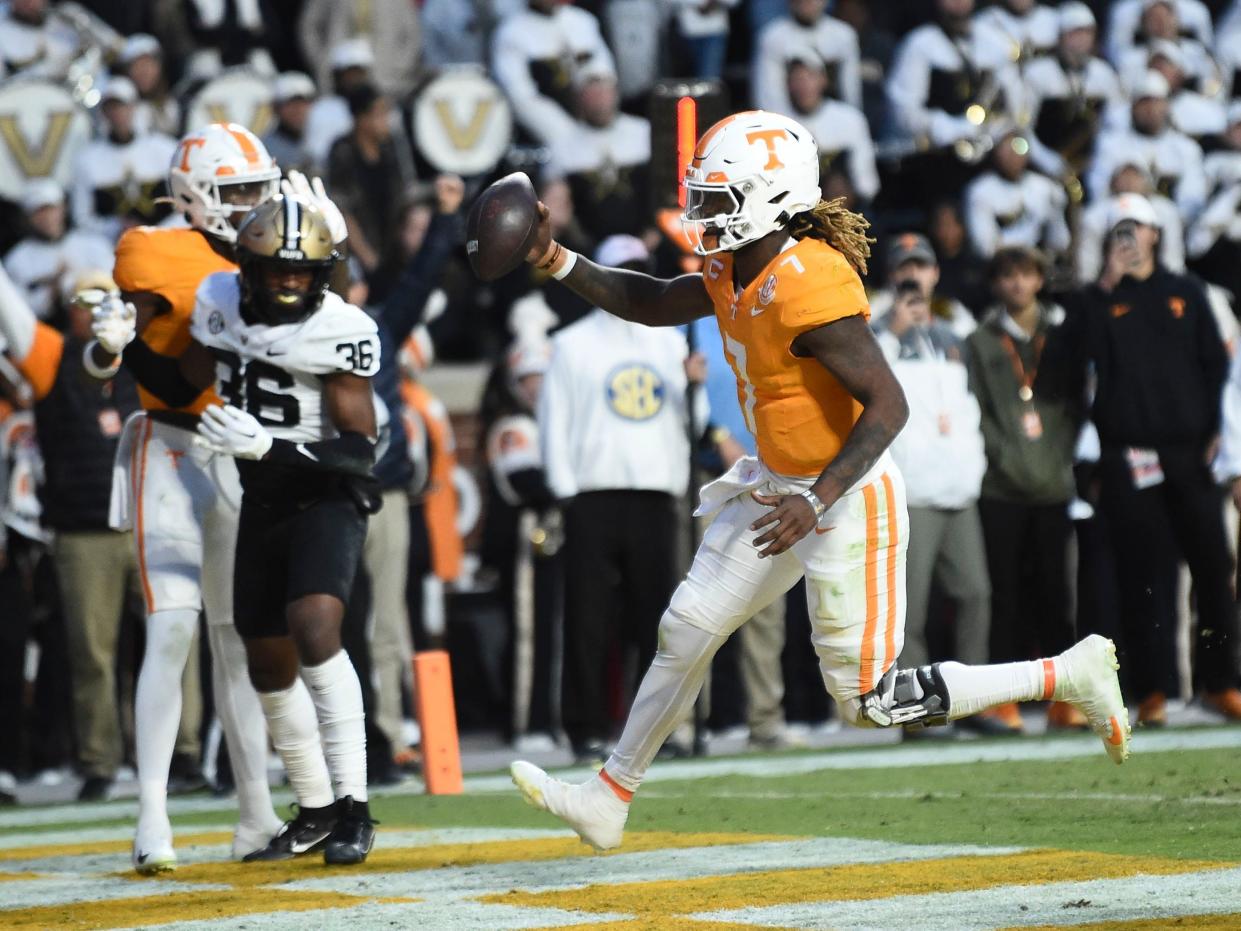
xmin=606 ymin=364 xmax=665 ymax=420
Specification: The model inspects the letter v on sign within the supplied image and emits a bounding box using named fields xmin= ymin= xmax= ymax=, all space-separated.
xmin=0 ymin=111 xmax=73 ymax=177
xmin=434 ymin=98 xmax=495 ymax=151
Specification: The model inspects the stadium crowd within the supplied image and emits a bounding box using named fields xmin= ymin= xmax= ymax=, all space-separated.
xmin=2 ymin=0 xmax=1241 ymax=805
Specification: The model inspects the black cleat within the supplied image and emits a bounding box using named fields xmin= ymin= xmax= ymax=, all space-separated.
xmin=323 ymin=796 xmax=376 ymax=865
xmin=242 ymin=805 xmax=336 ymax=861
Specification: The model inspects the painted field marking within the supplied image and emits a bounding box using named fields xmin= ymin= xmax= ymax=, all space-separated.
xmin=696 ymin=865 xmax=1241 ymax=930
xmin=282 ymin=837 xmax=1025 ymax=901
xmin=491 ymin=849 xmax=1225 ymax=919
xmin=0 ymin=889 xmax=416 ymax=931
xmin=169 ymin=832 xmax=792 ymax=889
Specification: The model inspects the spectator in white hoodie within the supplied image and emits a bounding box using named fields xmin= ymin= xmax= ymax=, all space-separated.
xmin=875 ymin=281 xmax=992 ymax=732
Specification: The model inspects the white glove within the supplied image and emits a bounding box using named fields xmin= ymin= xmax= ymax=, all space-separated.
xmin=194 ymin=404 xmax=273 ymax=460
xmin=88 ymin=291 xmax=137 ymax=355
xmin=281 ymin=170 xmax=348 ymax=245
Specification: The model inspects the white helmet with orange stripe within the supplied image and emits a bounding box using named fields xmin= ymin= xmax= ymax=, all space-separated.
xmin=168 ymin=123 xmax=281 ymax=243
xmin=682 ymin=110 xmax=821 ymax=256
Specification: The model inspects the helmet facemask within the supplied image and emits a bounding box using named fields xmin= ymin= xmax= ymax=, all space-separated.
xmin=235 ymin=196 xmax=339 ymax=326
xmin=187 ymin=174 xmax=281 ymax=244
xmin=239 ymin=255 xmax=335 ymax=326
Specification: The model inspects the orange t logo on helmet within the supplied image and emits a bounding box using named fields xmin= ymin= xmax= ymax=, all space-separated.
xmin=745 ymin=129 xmax=788 ymax=170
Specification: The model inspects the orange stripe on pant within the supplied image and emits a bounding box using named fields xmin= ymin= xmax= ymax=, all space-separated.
xmin=880 ymin=473 xmax=899 ymax=680
xmin=859 ymin=483 xmax=880 ymax=695
xmin=133 ymin=418 xmax=155 ymax=613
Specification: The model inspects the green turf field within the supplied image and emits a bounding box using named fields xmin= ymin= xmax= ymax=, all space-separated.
xmin=2 ymin=726 xmax=1240 ymax=929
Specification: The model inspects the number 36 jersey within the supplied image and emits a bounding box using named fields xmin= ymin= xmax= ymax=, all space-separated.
xmin=190 ymin=271 xmax=380 ymax=443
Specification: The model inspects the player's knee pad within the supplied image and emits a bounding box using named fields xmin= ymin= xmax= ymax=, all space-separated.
xmin=852 ymin=663 xmax=951 ymax=729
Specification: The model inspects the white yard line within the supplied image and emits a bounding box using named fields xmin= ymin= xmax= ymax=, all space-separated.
xmin=0 ymin=876 xmax=231 ymax=910
xmin=281 ymin=837 xmax=1023 ymax=901
xmin=140 ymin=901 xmax=627 ymax=931
xmin=695 ymin=865 xmax=1241 ymax=930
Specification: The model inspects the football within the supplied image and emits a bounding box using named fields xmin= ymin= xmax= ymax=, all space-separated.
xmin=466 ymin=172 xmax=542 ymax=281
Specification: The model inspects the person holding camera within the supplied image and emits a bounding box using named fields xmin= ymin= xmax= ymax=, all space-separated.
xmin=1071 ymin=193 xmax=1241 ymax=725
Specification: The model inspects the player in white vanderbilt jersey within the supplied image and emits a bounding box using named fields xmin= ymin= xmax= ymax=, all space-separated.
xmin=109 ymin=196 xmax=381 ymax=865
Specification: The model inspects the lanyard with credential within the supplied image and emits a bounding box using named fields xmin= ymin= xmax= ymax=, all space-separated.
xmin=999 ymin=332 xmax=1045 ymax=403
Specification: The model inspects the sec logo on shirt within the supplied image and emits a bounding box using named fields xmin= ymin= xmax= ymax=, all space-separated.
xmin=606 ymin=364 xmax=664 ymax=420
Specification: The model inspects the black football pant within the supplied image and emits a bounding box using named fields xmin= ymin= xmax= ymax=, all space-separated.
xmin=561 ymin=490 xmax=680 ymax=749
xmin=979 ymin=498 xmax=1076 ymax=663
xmin=1099 ymin=444 xmax=1240 ymax=699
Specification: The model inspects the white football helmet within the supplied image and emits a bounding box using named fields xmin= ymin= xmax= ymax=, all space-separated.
xmin=682 ymin=110 xmax=822 ymax=255
xmin=168 ymin=123 xmax=281 ymax=243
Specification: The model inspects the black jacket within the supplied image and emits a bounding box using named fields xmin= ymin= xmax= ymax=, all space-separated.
xmin=1072 ymin=268 xmax=1228 ymax=450
xmin=34 ymin=334 xmax=140 ymax=531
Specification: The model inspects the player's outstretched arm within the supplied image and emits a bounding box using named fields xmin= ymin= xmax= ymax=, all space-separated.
xmin=526 ymin=202 xmax=714 ymax=327
xmin=751 ymin=315 xmax=909 ymax=558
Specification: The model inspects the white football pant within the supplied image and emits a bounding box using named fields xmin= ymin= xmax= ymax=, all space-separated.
xmin=606 ymin=453 xmax=908 ymax=790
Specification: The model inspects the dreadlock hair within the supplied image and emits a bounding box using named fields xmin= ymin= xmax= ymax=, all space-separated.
xmin=787 ymin=197 xmax=875 ymax=277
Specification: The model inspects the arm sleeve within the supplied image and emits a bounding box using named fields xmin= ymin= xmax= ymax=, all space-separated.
xmin=378 ymin=212 xmax=464 ymax=346
xmin=122 ymin=338 xmax=204 ymax=408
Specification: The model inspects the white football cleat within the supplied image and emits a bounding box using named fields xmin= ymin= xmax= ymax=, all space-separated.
xmin=510 ymin=761 xmax=629 ymax=851
xmin=231 ymin=815 xmax=285 ymax=860
xmin=132 ymin=809 xmax=176 ymax=874
xmin=1054 ymin=635 xmax=1131 ymax=764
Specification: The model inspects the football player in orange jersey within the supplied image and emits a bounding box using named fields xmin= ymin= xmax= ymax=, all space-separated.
xmin=84 ymin=123 xmax=305 ymax=872
xmin=509 ymin=110 xmax=1131 ymax=851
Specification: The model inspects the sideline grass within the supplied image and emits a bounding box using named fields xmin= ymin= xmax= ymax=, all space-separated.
xmin=350 ymin=744 xmax=1241 ymax=861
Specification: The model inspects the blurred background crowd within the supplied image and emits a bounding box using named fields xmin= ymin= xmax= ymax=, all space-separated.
xmin=2 ymin=0 xmax=1241 ymax=803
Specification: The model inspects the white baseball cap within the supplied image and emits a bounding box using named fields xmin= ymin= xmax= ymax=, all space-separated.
xmin=1106 ymin=193 xmax=1160 ymax=230
xmin=21 ymin=177 xmax=64 ymax=212
xmin=100 ymin=76 xmax=138 ymax=104
xmin=330 ymin=37 xmax=374 ymax=71
xmin=121 ymin=33 xmax=161 ymax=64
xmin=1058 ymin=1 xmax=1095 ymax=31
xmin=274 ymin=71 xmax=317 ymax=103
xmin=1147 ymin=38 xmax=1186 ymax=70
xmin=595 ymin=234 xmax=649 ymax=269
xmin=573 ymin=56 xmax=617 ymax=89
xmin=1133 ymin=69 xmax=1170 ymax=100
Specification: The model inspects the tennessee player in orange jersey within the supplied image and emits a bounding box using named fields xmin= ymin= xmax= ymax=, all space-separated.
xmin=508 ymin=110 xmax=1131 ymax=851
xmin=83 ymin=123 xmax=293 ymax=873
